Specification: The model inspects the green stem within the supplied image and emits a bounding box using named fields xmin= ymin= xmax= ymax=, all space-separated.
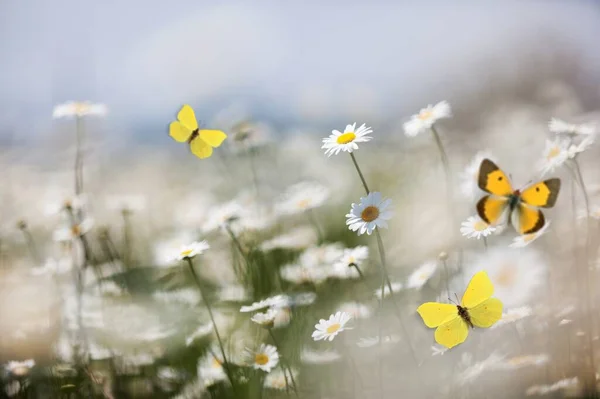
xmin=306 ymin=208 xmax=324 ymax=244
xmin=430 ymin=125 xmax=451 ymax=184
xmin=350 ymin=263 xmax=365 ymax=279
xmin=122 ymin=210 xmax=132 ymax=269
xmin=186 ymin=257 xmax=238 ymax=396
xmin=75 ymin=116 xmax=84 ymax=196
xmin=349 ymin=152 xmax=370 ymax=194
xmin=268 ymin=329 xmax=298 ymax=397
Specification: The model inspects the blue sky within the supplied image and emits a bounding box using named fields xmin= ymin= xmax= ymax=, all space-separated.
xmin=1 ymin=1 xmax=599 ymax=141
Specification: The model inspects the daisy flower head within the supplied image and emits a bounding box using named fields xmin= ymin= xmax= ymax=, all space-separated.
xmin=240 ymin=295 xmax=289 ymax=313
xmin=346 ymin=192 xmax=393 ymax=236
xmin=578 ymin=205 xmax=600 ymax=220
xmin=53 ymin=101 xmax=107 ymax=118
xmin=300 ymin=349 xmax=342 ymax=364
xmin=250 ymin=344 xmax=279 ymax=372
xmin=460 ymin=216 xmax=497 ymax=239
xmin=275 ymin=181 xmax=330 ymax=216
xmin=403 ymin=100 xmax=452 ymax=137
xmin=53 ymin=218 xmax=94 ymax=242
xmin=460 ymin=151 xmax=495 ymax=199
xmin=5 ymin=359 xmax=35 ymax=377
xmin=176 ymin=241 xmax=210 ymax=261
xmin=356 ymin=334 xmax=401 ymax=348
xmin=280 ymin=264 xmax=328 ymax=285
xmin=264 ymin=368 xmax=299 ymax=391
xmin=509 ymin=222 xmax=550 ymax=248
xmin=495 ymin=354 xmax=549 ymax=370
xmin=322 ymin=122 xmax=373 ymax=156
xmin=407 ymin=261 xmax=437 ymax=290
xmin=490 ymin=306 xmax=532 ymax=329
xmin=201 ymin=199 xmax=245 ymax=233
xmin=197 ymin=353 xmax=227 ymax=387
xmin=330 ymin=245 xmax=369 ymax=279
xmin=374 ymin=281 xmax=404 ymax=299
xmin=549 ymin=118 xmax=596 ymax=136
xmin=312 ymin=311 xmax=352 ymax=342
xmin=250 ymin=308 xmax=278 ymax=328
xmin=526 ymin=377 xmax=578 ymax=396
xmin=538 ymin=138 xmax=569 ymax=175
xmin=431 ymin=345 xmax=448 ymax=356
xmin=259 ymin=226 xmax=317 ymax=251
xmin=337 ymin=302 xmax=372 ymax=320
xmin=185 ymin=322 xmax=214 ymax=346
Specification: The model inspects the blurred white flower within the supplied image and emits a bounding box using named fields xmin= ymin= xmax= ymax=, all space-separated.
xmin=312 ymin=311 xmax=352 ymax=341
xmin=202 ymin=200 xmax=245 ymax=233
xmin=509 ymin=222 xmax=550 ymax=248
xmin=44 ymin=194 xmax=87 ymax=216
xmin=260 ymin=226 xmax=316 ymax=251
xmin=275 ymin=181 xmax=330 ymax=216
xmin=53 ymin=101 xmax=107 ymax=118
xmin=491 ymin=306 xmax=533 ymax=329
xmin=280 ymin=264 xmax=328 ymax=285
xmin=577 ymin=205 xmax=600 ymax=220
xmin=407 ymin=261 xmax=437 ymax=290
xmin=374 ymin=281 xmax=404 ymax=299
xmin=538 ymin=138 xmax=576 ymax=176
xmin=346 ymin=192 xmax=393 ymax=236
xmin=337 ymin=302 xmax=372 ymax=320
xmin=403 ymin=101 xmax=451 ymax=137
xmin=460 ymin=151 xmax=495 ymax=199
xmin=185 ymin=322 xmax=214 ymax=346
xmin=299 ymin=243 xmax=344 ymax=268
xmin=240 ymin=295 xmax=289 ymax=313
xmin=53 ymin=218 xmax=94 ymax=242
xmin=273 ymin=306 xmax=292 ymax=329
xmin=322 ymin=122 xmax=373 ymax=156
xmin=229 ymin=120 xmax=272 ymax=151
xmin=4 ymin=380 xmax=20 ymax=397
xmin=176 ymin=241 xmax=210 ymax=261
xmin=356 ymin=334 xmax=400 ymax=348
xmin=31 ymin=257 xmax=72 ymax=276
xmin=264 ymin=368 xmax=298 ymax=391
xmin=300 ymin=349 xmax=342 ymax=364
xmin=460 ymin=216 xmax=496 ymax=239
xmin=494 ymin=354 xmax=549 ymax=370
xmin=197 ymin=352 xmax=227 ymax=387
xmin=5 ymin=359 xmax=35 ymax=376
xmin=431 ymin=345 xmax=448 ymax=356
xmin=250 ymin=308 xmax=278 ymax=328
xmin=330 ymin=246 xmax=369 ymax=280
xmin=106 ymin=194 xmax=147 ymax=212
xmin=463 ymin=247 xmax=547 ymax=308
xmin=456 ymin=353 xmax=503 ymax=385
xmin=154 ymin=288 xmax=200 ymax=306
xmin=218 ymin=285 xmax=249 ymax=302
xmin=249 ymin=344 xmax=279 ymax=372
xmin=99 ymin=281 xmax=123 ymax=296
xmin=287 ymin=292 xmax=317 ymax=307
xmin=526 ymin=377 xmax=578 ymax=396
xmin=549 ymin=118 xmax=595 ymax=136
xmin=558 ymin=319 xmax=573 ymax=326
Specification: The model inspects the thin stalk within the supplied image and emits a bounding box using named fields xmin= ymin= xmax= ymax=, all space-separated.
xmin=75 ymin=116 xmax=84 ymax=196
xmin=349 ymin=153 xmax=370 ymax=194
xmin=441 ymin=258 xmax=451 ymax=298
xmin=186 ymin=257 xmax=238 ymax=396
xmin=350 ymin=263 xmax=365 ymax=279
xmin=225 ymin=224 xmax=252 ymax=277
xmin=268 ymin=329 xmax=298 ymax=397
xmin=121 ymin=210 xmax=132 ymax=269
xmin=306 ymin=209 xmax=324 ymax=243
xmin=247 ymin=145 xmax=260 ymax=204
xmin=482 ymin=237 xmax=488 ymax=250
xmin=19 ymin=225 xmax=42 ymax=265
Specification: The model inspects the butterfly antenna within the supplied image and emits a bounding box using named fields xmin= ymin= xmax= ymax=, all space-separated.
xmin=454 ymin=293 xmax=460 ymax=304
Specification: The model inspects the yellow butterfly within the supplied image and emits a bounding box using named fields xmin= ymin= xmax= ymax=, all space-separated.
xmin=476 ymin=158 xmax=561 ymax=235
xmin=169 ymin=104 xmax=227 ymax=159
xmin=417 ymin=271 xmax=502 ymax=349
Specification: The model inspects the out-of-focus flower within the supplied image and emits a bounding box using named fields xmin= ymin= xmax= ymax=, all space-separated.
xmin=31 ymin=257 xmax=72 ymax=276
xmin=330 ymin=246 xmax=369 ymax=279
xmin=526 ymin=377 xmax=578 ymax=396
xmin=249 ymin=344 xmax=279 ymax=372
xmin=558 ymin=319 xmax=573 ymax=326
xmin=275 ymin=181 xmax=330 ymax=216
xmin=356 ymin=335 xmax=401 ymax=348
xmin=106 ymin=195 xmax=147 ymax=212
xmin=259 ymin=227 xmax=317 ymax=251
xmin=509 ymin=222 xmax=551 ymax=248
xmin=494 ymin=354 xmax=549 ymax=370
xmin=197 ymin=353 xmax=227 ymax=387
xmin=456 ymin=353 xmax=503 ymax=385
xmin=201 ymin=200 xmax=245 ymax=233
xmin=264 ymin=368 xmax=298 ymax=391
xmin=154 ymin=289 xmax=201 ymax=306
xmin=218 ymin=285 xmax=249 ymax=302
xmin=374 ymin=281 xmax=403 ymax=299
xmin=403 ymin=101 xmax=451 ymax=137
xmin=346 ymin=192 xmax=393 ymax=236
xmin=337 ymin=302 xmax=372 ymax=320
xmin=5 ymin=359 xmax=35 ymax=376
xmin=176 ymin=241 xmax=210 ymax=261
xmin=460 ymin=151 xmax=495 ymax=199
xmin=300 ymin=349 xmax=342 ymax=364
xmin=185 ymin=323 xmax=214 ymax=346
xmin=577 ymin=205 xmax=600 ymax=220
xmin=431 ymin=345 xmax=448 ymax=356
xmin=322 ymin=122 xmax=373 ymax=156
xmin=53 ymin=101 xmax=107 ymax=118
xmin=538 ymin=138 xmax=569 ymax=175
xmin=490 ymin=306 xmax=533 ymax=329
xmin=299 ymin=243 xmax=344 ymax=267
xmin=312 ymin=311 xmax=352 ymax=342
xmin=251 ymin=308 xmax=278 ymax=328
xmin=53 ymin=218 xmax=94 ymax=242
xmin=280 ymin=264 xmax=328 ymax=285
xmin=44 ymin=194 xmax=87 ymax=216
xmin=549 ymin=118 xmax=595 ymax=136
xmin=229 ymin=120 xmax=272 ymax=151
xmin=407 ymin=261 xmax=437 ymax=290
xmin=240 ymin=295 xmax=289 ymax=313
xmin=460 ymin=216 xmax=497 ymax=239
xmin=287 ymin=292 xmax=317 ymax=307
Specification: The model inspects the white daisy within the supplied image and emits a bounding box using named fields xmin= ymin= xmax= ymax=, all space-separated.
xmin=460 ymin=216 xmax=496 ymax=239
xmin=322 ymin=122 xmax=373 ymax=156
xmin=456 ymin=353 xmax=503 ymax=386
xmin=5 ymin=359 xmax=35 ymax=376
xmin=299 ymin=243 xmax=345 ymax=268
xmin=494 ymin=354 xmax=549 ymax=370
xmin=406 ymin=261 xmax=437 ymax=290
xmin=558 ymin=319 xmax=573 ymax=326
xmin=431 ymin=345 xmax=448 ymax=356
xmin=250 ymin=308 xmax=278 ymax=328
xmin=287 ymin=292 xmax=317 ymax=307
xmin=549 ymin=118 xmax=596 ymax=136
xmin=356 ymin=334 xmax=401 ymax=348
xmin=330 ymin=246 xmax=369 ymax=279
xmin=538 ymin=138 xmax=569 ymax=175
xmin=250 ymin=344 xmax=279 ymax=372
xmin=490 ymin=306 xmax=533 ymax=329
xmin=300 ymin=349 xmax=342 ymax=364
xmin=509 ymin=222 xmax=551 ymax=248
xmin=264 ymin=368 xmax=299 ymax=391
xmin=275 ymin=181 xmax=330 ymax=215
xmin=185 ymin=322 xmax=214 ymax=346
xmin=31 ymin=257 xmax=72 ymax=276
xmin=53 ymin=218 xmax=94 ymax=242
xmin=577 ymin=205 xmax=600 ymax=220
xmin=311 ymin=311 xmax=352 ymax=342
xmin=44 ymin=193 xmax=87 ymax=216
xmin=153 ymin=289 xmax=200 ymax=306
xmin=346 ymin=192 xmax=393 ymax=236
xmin=280 ymin=264 xmax=328 ymax=285
xmin=460 ymin=151 xmax=495 ymax=199
xmin=176 ymin=241 xmax=210 ymax=260
xmin=229 ymin=120 xmax=272 ymax=151
xmin=240 ymin=295 xmax=289 ymax=313
xmin=53 ymin=101 xmax=107 ymax=118
xmin=403 ymin=101 xmax=452 ymax=137
xmin=337 ymin=302 xmax=372 ymax=320
xmin=374 ymin=281 xmax=404 ymax=299
xmin=273 ymin=307 xmax=292 ymax=329
xmin=526 ymin=377 xmax=578 ymax=396
xmin=201 ymin=200 xmax=245 ymax=233
xmin=260 ymin=227 xmax=317 ymax=251
xmin=218 ymin=285 xmax=249 ymax=302
xmin=197 ymin=352 xmax=227 ymax=387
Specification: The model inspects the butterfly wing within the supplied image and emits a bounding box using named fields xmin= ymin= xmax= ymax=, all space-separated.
xmin=198 ymin=129 xmax=227 ymax=148
xmin=434 ymin=316 xmax=469 ymax=349
xmin=190 ymin=137 xmax=213 ymax=159
xmin=478 ymin=159 xmax=514 ymax=196
xmin=520 ymin=179 xmax=561 ymax=208
xmin=417 ymin=302 xmax=458 ymax=328
xmin=169 ymin=121 xmax=193 ymax=143
xmin=511 ymin=202 xmax=545 ymax=235
xmin=468 ymin=298 xmax=503 ymax=328
xmin=476 ymin=195 xmax=509 ymax=226
xmin=461 ymin=271 xmax=494 ymax=309
xmin=177 ymin=104 xmax=198 ymax=131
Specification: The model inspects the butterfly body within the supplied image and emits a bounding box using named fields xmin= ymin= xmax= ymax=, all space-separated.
xmin=457 ymin=305 xmax=474 ymax=328
xmin=476 ymin=159 xmax=560 ymax=235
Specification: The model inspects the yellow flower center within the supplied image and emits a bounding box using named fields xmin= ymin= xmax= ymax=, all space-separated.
xmin=326 ymin=323 xmax=341 ymax=334
xmin=297 ymin=199 xmax=310 ymax=209
xmin=212 ymin=358 xmax=222 ymax=368
xmin=508 ymin=356 xmax=529 ymax=365
xmin=73 ymin=102 xmax=90 ymax=115
xmin=347 ymin=256 xmax=355 ymax=264
xmin=255 ymin=353 xmax=270 ymax=365
xmin=418 ymin=272 xmax=428 ymax=281
xmin=180 ymin=249 xmax=193 ymax=257
xmin=71 ymin=225 xmax=81 ymax=236
xmin=418 ymin=110 xmax=433 ymax=121
xmin=473 ymin=220 xmax=489 ymax=232
xmin=547 ymin=146 xmax=561 ymax=160
xmin=273 ymin=378 xmax=287 ymax=388
xmin=361 ymin=206 xmax=380 ymax=222
xmin=336 ymin=132 xmax=356 ymax=144
xmin=496 ymin=265 xmax=516 ymax=287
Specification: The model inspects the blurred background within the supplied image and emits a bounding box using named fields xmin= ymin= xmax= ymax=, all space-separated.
xmin=1 ymin=1 xmax=600 ymax=398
